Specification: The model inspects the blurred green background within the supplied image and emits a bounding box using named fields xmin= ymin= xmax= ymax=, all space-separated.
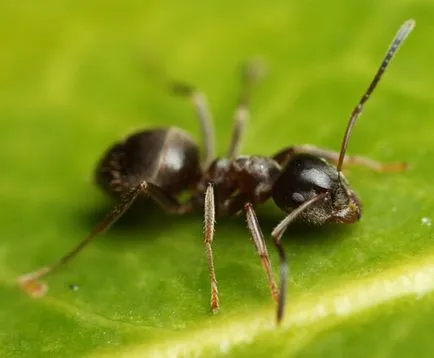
xmin=1 ymin=1 xmax=434 ymax=357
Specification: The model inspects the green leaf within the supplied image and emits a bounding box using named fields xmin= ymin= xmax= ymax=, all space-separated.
xmin=1 ymin=1 xmax=434 ymax=357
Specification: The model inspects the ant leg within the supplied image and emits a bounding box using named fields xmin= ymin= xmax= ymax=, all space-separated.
xmin=227 ymin=60 xmax=266 ymax=158
xmin=244 ymin=203 xmax=279 ymax=304
xmin=273 ymin=144 xmax=408 ymax=173
xmin=227 ymin=105 xmax=248 ymax=159
xmin=271 ymin=193 xmax=327 ymax=324
xmin=203 ymin=183 xmax=219 ymax=313
xmin=145 ymin=182 xmax=193 ymax=214
xmin=171 ymin=83 xmax=215 ymax=168
xmin=220 ymin=194 xmax=278 ymax=303
xmin=18 ymin=181 xmax=192 ymax=298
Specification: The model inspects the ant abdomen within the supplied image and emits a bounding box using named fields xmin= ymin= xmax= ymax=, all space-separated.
xmin=96 ymin=128 xmax=202 ymax=197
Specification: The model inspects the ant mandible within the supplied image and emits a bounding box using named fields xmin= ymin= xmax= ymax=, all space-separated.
xmin=18 ymin=19 xmax=415 ymax=324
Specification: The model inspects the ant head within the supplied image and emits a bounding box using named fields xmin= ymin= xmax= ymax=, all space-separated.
xmin=272 ymin=19 xmax=415 ymax=225
xmin=272 ymin=153 xmax=361 ymax=224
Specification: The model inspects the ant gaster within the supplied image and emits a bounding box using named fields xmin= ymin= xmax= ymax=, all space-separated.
xmin=19 ymin=20 xmax=415 ymax=324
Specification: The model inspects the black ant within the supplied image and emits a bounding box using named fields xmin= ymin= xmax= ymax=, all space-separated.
xmin=18 ymin=19 xmax=415 ymax=324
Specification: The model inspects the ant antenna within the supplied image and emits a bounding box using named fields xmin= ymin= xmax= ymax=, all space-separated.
xmin=336 ymin=19 xmax=415 ymax=172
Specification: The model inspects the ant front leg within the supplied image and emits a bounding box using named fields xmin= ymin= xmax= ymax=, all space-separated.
xmin=221 ymin=194 xmax=279 ymax=305
xmin=273 ymin=145 xmax=408 ymax=173
xmin=220 ymin=193 xmax=279 ymax=302
xmin=271 ymin=193 xmax=328 ymax=324
xmin=18 ymin=181 xmax=192 ymax=298
xmin=244 ymin=203 xmax=279 ymax=304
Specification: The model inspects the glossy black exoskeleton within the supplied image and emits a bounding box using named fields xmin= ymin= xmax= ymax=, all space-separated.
xmin=19 ymin=20 xmax=414 ymax=324
xmin=272 ymin=153 xmax=362 ymax=224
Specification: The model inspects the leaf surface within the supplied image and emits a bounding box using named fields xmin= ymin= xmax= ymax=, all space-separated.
xmin=1 ymin=1 xmax=434 ymax=357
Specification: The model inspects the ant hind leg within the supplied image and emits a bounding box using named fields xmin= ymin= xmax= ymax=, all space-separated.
xmin=171 ymin=83 xmax=215 ymax=168
xmin=18 ymin=180 xmax=192 ymax=298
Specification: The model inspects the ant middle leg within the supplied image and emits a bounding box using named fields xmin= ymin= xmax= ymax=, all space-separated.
xmin=273 ymin=144 xmax=408 ymax=173
xmin=227 ymin=60 xmax=266 ymax=159
xmin=203 ymin=183 xmax=219 ymax=313
xmin=18 ymin=180 xmax=192 ymax=298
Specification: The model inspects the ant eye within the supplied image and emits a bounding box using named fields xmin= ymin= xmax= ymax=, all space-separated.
xmin=292 ymin=192 xmax=305 ymax=204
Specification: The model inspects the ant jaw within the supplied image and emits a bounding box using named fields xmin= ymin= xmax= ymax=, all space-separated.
xmin=17 ymin=271 xmax=49 ymax=298
xmin=330 ymin=194 xmax=362 ymax=224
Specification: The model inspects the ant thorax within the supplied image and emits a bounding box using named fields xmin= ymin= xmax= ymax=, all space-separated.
xmin=199 ymin=156 xmax=281 ymax=214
